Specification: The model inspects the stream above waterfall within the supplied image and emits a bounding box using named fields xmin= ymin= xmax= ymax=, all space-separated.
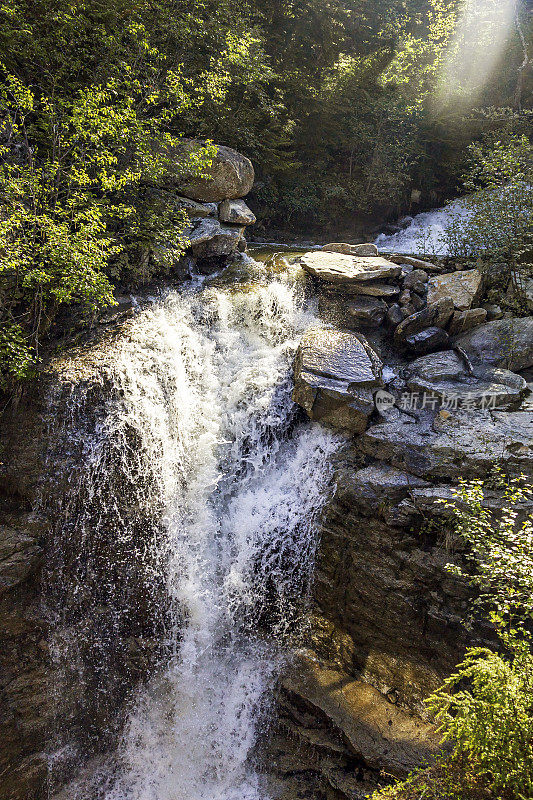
xmin=47 ymin=257 xmax=340 ymax=800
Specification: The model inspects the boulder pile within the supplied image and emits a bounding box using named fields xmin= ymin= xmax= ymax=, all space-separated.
xmin=293 ymin=243 xmax=533 ymax=440
xmin=147 ymin=140 xmax=256 ymax=275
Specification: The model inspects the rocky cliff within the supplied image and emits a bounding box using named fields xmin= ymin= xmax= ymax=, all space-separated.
xmin=269 ymin=246 xmax=533 ymax=798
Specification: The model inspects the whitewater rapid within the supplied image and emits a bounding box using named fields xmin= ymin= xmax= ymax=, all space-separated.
xmin=374 ymin=198 xmax=468 ymax=255
xmin=50 ymin=262 xmax=339 ymax=800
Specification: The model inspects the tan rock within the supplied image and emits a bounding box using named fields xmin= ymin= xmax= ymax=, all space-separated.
xmin=282 ymin=654 xmax=441 ymax=777
xmin=300 ymin=251 xmax=401 ymax=284
xmin=427 ymin=269 xmax=482 ymax=310
xmin=218 ymin=198 xmax=256 ymax=225
xmin=321 ymin=242 xmax=378 ymax=256
xmin=447 ymin=307 xmax=487 ymax=335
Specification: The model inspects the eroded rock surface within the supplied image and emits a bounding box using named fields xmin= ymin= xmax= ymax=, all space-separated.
xmin=427 ymin=269 xmax=482 ymax=310
xmin=454 ymin=317 xmax=533 ymax=371
xmin=293 ymin=328 xmax=383 ymax=433
xmin=301 ymin=252 xmax=402 ymax=284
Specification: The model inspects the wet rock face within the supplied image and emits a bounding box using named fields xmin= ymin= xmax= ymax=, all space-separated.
xmin=453 ymin=317 xmax=533 ymax=371
xmin=292 ymin=328 xmax=383 ymax=433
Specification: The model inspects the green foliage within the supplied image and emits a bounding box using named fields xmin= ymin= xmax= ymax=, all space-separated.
xmin=424 ymin=472 xmax=533 ymax=798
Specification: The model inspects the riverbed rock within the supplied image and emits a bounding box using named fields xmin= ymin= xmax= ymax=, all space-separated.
xmin=405 ymin=351 xmax=527 ymax=408
xmin=427 ymin=269 xmax=482 ymax=310
xmin=404 ymin=326 xmax=449 ymax=355
xmin=357 ymin=408 xmax=533 ymax=479
xmin=164 ymin=140 xmax=255 ymax=202
xmin=403 ymin=269 xmax=428 ymax=289
xmin=447 ymin=308 xmax=487 ymax=335
xmin=218 ymin=198 xmax=256 ymax=225
xmin=292 ymin=327 xmax=383 ymax=433
xmin=453 ymin=317 xmax=533 ymax=371
xmin=185 ymin=217 xmax=245 ymax=259
xmin=393 ymin=298 xmax=454 ymax=346
xmin=387 ymin=255 xmax=442 ymax=272
xmin=301 ymin=252 xmax=402 ymax=284
xmin=321 ymin=243 xmax=379 ymax=256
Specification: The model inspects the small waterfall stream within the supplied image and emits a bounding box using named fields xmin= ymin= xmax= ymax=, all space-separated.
xmin=48 ymin=263 xmax=340 ymax=800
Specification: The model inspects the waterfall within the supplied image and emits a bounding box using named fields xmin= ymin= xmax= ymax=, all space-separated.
xmin=47 ymin=263 xmax=340 ymax=800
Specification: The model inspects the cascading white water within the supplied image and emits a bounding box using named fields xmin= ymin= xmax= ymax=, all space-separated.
xmin=374 ymin=198 xmax=470 ymax=255
xmin=52 ymin=262 xmax=340 ymax=800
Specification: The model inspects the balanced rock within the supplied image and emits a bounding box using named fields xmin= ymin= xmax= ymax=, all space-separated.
xmin=447 ymin=308 xmax=487 ymax=335
xmin=219 ymin=198 xmax=256 ymax=225
xmin=321 ymin=243 xmax=379 ymax=257
xmin=175 ymin=195 xmax=218 ymax=218
xmin=292 ymin=327 xmax=382 ymax=433
xmin=158 ymin=139 xmax=255 ymax=202
xmin=427 ymin=269 xmax=482 ymax=310
xmin=300 ymin=251 xmax=401 ymax=284
xmin=394 ymin=298 xmax=454 ymax=345
xmin=454 ymin=317 xmax=533 ymax=371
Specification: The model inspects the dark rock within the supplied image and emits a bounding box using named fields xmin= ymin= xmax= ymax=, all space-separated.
xmin=454 ymin=317 xmax=533 ymax=371
xmin=394 ymin=298 xmax=454 ymax=345
xmin=386 ymin=304 xmax=406 ymax=328
xmin=447 ymin=308 xmax=487 ymax=335
xmin=410 ymin=293 xmax=426 ymax=312
xmin=403 ymin=269 xmax=428 ymax=289
xmin=405 ymin=326 xmax=449 ymax=354
xmin=399 ymin=289 xmax=411 ymax=306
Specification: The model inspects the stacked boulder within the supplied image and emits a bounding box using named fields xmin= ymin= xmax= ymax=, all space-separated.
xmin=148 ymin=140 xmax=256 ymax=274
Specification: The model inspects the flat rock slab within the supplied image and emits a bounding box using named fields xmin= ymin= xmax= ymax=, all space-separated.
xmin=282 ymin=654 xmax=441 ymax=777
xmin=357 ymin=409 xmax=533 ymax=479
xmin=427 ymin=269 xmax=482 ymax=310
xmin=321 ymin=242 xmax=378 ymax=256
xmin=293 ymin=327 xmax=382 ymax=433
xmin=405 ymin=351 xmax=527 ymax=408
xmin=301 ymin=252 xmax=402 ymax=284
xmin=453 ymin=317 xmax=533 ymax=371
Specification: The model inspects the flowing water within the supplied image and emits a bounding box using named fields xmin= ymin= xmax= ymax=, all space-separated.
xmin=48 ymin=260 xmax=340 ymax=800
xmin=374 ymin=198 xmax=469 ymax=255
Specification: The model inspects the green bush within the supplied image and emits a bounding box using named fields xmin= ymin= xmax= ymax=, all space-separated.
xmin=425 ymin=472 xmax=533 ymax=798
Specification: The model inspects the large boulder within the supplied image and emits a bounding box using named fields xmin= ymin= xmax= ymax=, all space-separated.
xmin=453 ymin=317 xmax=533 ymax=371
xmin=155 ymin=139 xmax=255 ymax=202
xmin=321 ymin=243 xmax=378 ymax=257
xmin=282 ymin=654 xmax=441 ymax=778
xmin=358 ymin=409 xmax=533 ymax=479
xmin=300 ymin=252 xmax=401 ymax=284
xmin=292 ymin=327 xmax=382 ymax=433
xmin=185 ymin=218 xmax=245 ymax=259
xmin=405 ymin=351 xmax=527 ymax=409
xmin=427 ymin=269 xmax=482 ymax=310
xmin=219 ymin=199 xmax=256 ymax=225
